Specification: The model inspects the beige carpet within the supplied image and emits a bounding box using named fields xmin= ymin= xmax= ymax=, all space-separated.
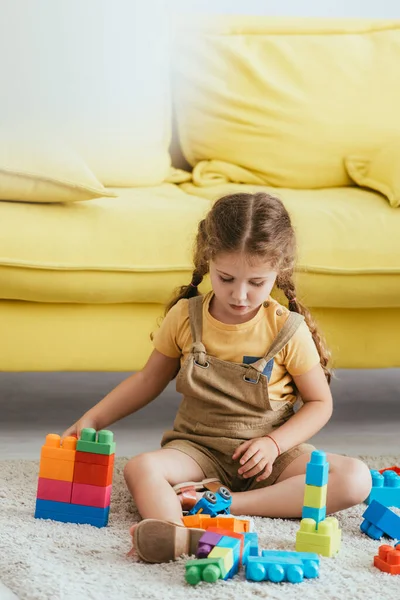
xmin=1 ymin=456 xmax=399 ymax=600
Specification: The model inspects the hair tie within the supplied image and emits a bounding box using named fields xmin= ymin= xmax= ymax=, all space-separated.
xmin=290 ymin=297 xmax=297 ymax=302
xmin=189 ymin=282 xmax=198 ymax=288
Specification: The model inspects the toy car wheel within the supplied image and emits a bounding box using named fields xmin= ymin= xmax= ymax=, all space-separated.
xmin=203 ymin=491 xmax=217 ymax=504
xmin=218 ymin=486 xmax=231 ymax=501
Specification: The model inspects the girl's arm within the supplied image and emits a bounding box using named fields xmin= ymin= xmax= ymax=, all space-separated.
xmin=270 ymin=363 xmax=333 ymax=453
xmin=62 ymin=349 xmax=180 ymax=437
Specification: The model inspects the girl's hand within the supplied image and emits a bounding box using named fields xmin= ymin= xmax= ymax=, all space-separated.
xmin=232 ymin=436 xmax=279 ymax=482
xmin=61 ymin=415 xmax=98 ymax=441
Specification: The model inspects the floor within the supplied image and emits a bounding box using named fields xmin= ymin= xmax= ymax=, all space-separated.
xmin=0 ymin=369 xmax=399 ymax=460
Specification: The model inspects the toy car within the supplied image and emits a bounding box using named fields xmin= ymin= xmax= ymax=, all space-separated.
xmin=188 ymin=486 xmax=232 ymax=518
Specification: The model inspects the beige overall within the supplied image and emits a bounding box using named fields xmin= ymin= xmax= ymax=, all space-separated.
xmin=162 ymin=295 xmax=315 ymax=491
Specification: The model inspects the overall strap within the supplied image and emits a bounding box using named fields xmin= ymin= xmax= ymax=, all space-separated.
xmin=188 ymin=295 xmax=207 ymax=365
xmin=247 ymin=312 xmax=305 ymax=376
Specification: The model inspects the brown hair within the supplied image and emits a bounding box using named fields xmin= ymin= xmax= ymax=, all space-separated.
xmin=164 ymin=192 xmax=332 ymax=382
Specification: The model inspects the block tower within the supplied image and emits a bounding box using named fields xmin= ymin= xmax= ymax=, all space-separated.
xmin=35 ymin=428 xmax=115 ymax=527
xmin=295 ymin=450 xmax=341 ymax=557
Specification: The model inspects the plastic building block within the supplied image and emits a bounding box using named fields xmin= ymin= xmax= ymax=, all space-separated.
xmin=76 ymin=428 xmax=116 ymax=456
xmin=303 ymin=484 xmax=327 ymax=509
xmin=246 ymin=551 xmax=319 ymax=583
xmin=196 ymin=531 xmax=222 ymax=558
xmin=242 ymin=532 xmax=259 ymax=565
xmin=374 ymin=544 xmax=400 ymax=575
xmin=40 ymin=434 xmax=77 ymax=461
xmin=365 ymin=469 xmax=400 ymax=508
xmin=75 ymin=450 xmax=114 ymax=466
xmin=185 ymin=557 xmax=226 ymax=585
xmin=73 ymin=459 xmax=114 ymax=487
xmin=71 ymin=483 xmax=112 ymax=508
xmin=302 ymin=506 xmax=327 ymax=522
xmin=380 ymin=466 xmax=400 ymax=476
xmin=296 ymin=517 xmax=341 ymax=557
xmin=305 ymin=450 xmax=329 ymax=487
xmin=35 ymin=499 xmax=110 ymax=527
xmin=215 ymin=516 xmax=250 ymax=532
xmin=39 ymin=457 xmax=76 ymax=482
xmin=216 ymin=536 xmax=241 ymax=578
xmin=182 ymin=514 xmax=250 ymax=532
xmin=208 ymin=546 xmax=234 ymax=574
xmin=360 ymin=500 xmax=400 ymax=540
xmin=188 ymin=486 xmax=231 ymax=517
xmin=37 ymin=478 xmax=73 ymax=503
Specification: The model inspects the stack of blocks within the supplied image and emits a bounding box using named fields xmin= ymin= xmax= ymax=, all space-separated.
xmin=35 ymin=428 xmax=115 ymax=528
xmin=366 ymin=468 xmax=400 ymax=508
xmin=296 ymin=450 xmax=341 ymax=557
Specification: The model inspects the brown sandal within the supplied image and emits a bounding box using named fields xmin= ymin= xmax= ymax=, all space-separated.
xmin=133 ymin=519 xmax=206 ymax=563
xmin=172 ymin=478 xmax=221 ymax=494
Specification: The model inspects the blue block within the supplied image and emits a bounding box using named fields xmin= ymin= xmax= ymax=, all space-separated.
xmin=302 ymin=505 xmax=326 ymax=524
xmin=360 ymin=499 xmax=400 ymax=540
xmin=305 ymin=450 xmax=329 ymax=487
xmin=261 ymin=550 xmax=320 ymax=579
xmin=365 ymin=470 xmax=400 ymax=508
xmin=35 ymin=499 xmax=110 ymax=527
xmin=246 ymin=554 xmax=318 ymax=584
xmin=243 ymin=532 xmax=259 ymax=559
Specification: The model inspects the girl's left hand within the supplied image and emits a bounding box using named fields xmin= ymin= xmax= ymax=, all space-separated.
xmin=232 ymin=437 xmax=279 ymax=482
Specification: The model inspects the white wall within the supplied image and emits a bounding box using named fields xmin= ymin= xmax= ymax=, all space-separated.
xmin=170 ymin=0 xmax=400 ymax=18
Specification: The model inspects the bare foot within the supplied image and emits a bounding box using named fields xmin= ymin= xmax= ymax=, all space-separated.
xmin=127 ymin=523 xmax=139 ymax=557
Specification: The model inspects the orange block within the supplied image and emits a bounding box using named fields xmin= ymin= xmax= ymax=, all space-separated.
xmin=182 ymin=514 xmax=251 ymax=533
xmin=39 ymin=457 xmax=75 ymax=482
xmin=183 ymin=514 xmax=211 ymax=529
xmin=40 ymin=434 xmax=77 ymax=461
xmin=374 ymin=544 xmax=400 ymax=575
xmin=214 ymin=516 xmax=250 ymax=533
xmin=73 ymin=457 xmax=114 ymax=487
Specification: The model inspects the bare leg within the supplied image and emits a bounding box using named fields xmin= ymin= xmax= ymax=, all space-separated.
xmin=124 ymin=448 xmax=205 ymax=524
xmin=230 ymin=454 xmax=372 ymax=518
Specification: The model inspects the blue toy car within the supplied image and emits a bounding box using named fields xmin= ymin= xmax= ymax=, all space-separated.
xmin=188 ymin=486 xmax=232 ymax=517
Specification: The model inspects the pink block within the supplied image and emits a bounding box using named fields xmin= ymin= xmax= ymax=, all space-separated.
xmin=37 ymin=477 xmax=72 ymax=503
xmin=71 ymin=483 xmax=112 ymax=508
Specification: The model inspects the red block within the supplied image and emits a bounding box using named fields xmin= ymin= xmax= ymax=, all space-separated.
xmin=76 ymin=451 xmax=114 ymax=466
xmin=374 ymin=544 xmax=400 ymax=575
xmin=37 ymin=477 xmax=73 ymax=503
xmin=71 ymin=483 xmax=112 ymax=508
xmin=73 ymin=459 xmax=114 ymax=487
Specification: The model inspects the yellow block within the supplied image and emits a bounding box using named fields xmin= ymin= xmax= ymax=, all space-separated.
xmin=303 ymin=484 xmax=327 ymax=509
xmin=296 ymin=517 xmax=341 ymax=557
xmin=208 ymin=547 xmax=234 ymax=573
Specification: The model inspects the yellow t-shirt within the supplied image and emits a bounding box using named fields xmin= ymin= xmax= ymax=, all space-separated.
xmin=153 ymin=291 xmax=320 ymax=406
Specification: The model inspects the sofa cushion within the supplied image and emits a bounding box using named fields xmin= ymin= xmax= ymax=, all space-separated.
xmin=0 ymin=183 xmax=398 ymax=309
xmin=346 ymin=140 xmax=400 ymax=208
xmin=173 ymin=17 xmax=400 ymax=189
xmin=0 ymin=129 xmax=116 ymax=203
xmin=0 ymin=184 xmax=210 ymax=305
xmin=0 ymin=1 xmax=171 ymax=187
xmin=180 ymin=182 xmax=400 ymax=309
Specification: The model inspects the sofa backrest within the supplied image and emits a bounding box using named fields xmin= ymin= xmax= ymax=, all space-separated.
xmin=172 ymin=17 xmax=400 ymax=188
xmin=0 ymin=0 xmax=171 ymax=187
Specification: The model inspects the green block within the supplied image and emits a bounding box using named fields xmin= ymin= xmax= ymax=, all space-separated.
xmin=76 ymin=428 xmax=116 ymax=456
xmin=185 ymin=557 xmax=226 ymax=585
xmin=303 ymin=484 xmax=327 ymax=509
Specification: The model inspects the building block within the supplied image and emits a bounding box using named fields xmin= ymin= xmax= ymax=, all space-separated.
xmin=296 ymin=517 xmax=341 ymax=557
xmin=37 ymin=478 xmax=73 ymax=503
xmin=302 ymin=506 xmax=326 ymax=522
xmin=35 ymin=499 xmax=109 ymax=527
xmin=76 ymin=428 xmax=116 ymax=456
xmin=360 ymin=500 xmax=400 ymax=540
xmin=39 ymin=457 xmax=76 ymax=482
xmin=208 ymin=546 xmax=234 ymax=574
xmin=185 ymin=557 xmax=226 ymax=585
xmin=303 ymin=484 xmax=327 ymax=509
xmin=246 ymin=552 xmax=319 ymax=584
xmin=196 ymin=531 xmax=222 ymax=558
xmin=216 ymin=536 xmax=241 ymax=578
xmin=365 ymin=469 xmax=400 ymax=508
xmin=71 ymin=483 xmax=112 ymax=508
xmin=75 ymin=450 xmax=114 ymax=466
xmin=40 ymin=434 xmax=77 ymax=462
xmin=73 ymin=458 xmax=114 ymax=487
xmin=305 ymin=450 xmax=329 ymax=487
xmin=207 ymin=528 xmax=245 ymax=558
xmin=243 ymin=532 xmax=259 ymax=564
xmin=380 ymin=466 xmax=400 ymax=476
xmin=374 ymin=544 xmax=400 ymax=575
xmin=182 ymin=514 xmax=250 ymax=532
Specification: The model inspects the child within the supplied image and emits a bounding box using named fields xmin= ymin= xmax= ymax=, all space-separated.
xmin=63 ymin=192 xmax=371 ymax=563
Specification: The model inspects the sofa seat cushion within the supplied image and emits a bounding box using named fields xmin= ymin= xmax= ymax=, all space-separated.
xmin=180 ymin=183 xmax=400 ymax=309
xmin=0 ymin=184 xmax=210 ymax=304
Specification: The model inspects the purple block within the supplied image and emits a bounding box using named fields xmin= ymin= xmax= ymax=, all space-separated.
xmin=196 ymin=531 xmax=223 ymax=558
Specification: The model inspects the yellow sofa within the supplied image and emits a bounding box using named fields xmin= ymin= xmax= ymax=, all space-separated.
xmin=1 ymin=15 xmax=399 ymax=371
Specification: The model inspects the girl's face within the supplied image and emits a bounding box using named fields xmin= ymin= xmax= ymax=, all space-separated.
xmin=209 ymin=252 xmax=278 ymax=322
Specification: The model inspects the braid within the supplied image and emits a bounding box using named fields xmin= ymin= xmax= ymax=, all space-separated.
xmin=277 ymin=274 xmax=332 ymax=384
